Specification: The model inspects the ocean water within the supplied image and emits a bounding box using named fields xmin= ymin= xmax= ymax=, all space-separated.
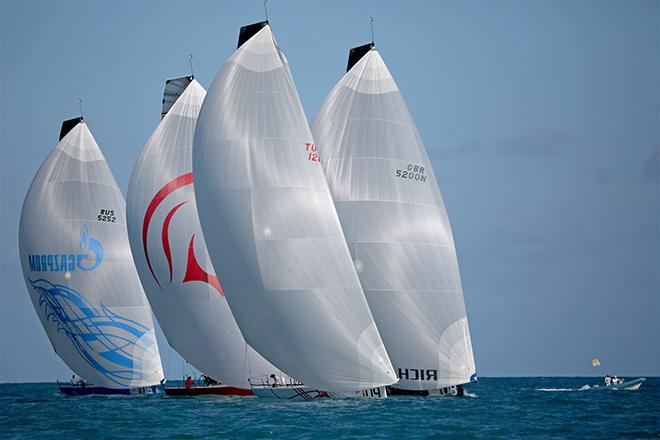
xmin=1 ymin=377 xmax=658 ymax=439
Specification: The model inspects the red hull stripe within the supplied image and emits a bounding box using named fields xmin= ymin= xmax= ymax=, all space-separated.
xmin=163 ymin=386 xmax=253 ymax=396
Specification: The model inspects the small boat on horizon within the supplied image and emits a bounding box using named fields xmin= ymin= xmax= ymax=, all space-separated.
xmin=581 ymin=377 xmax=646 ymax=391
xmin=586 ymin=360 xmax=645 ymax=391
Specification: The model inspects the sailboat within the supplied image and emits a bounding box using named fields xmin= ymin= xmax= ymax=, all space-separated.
xmin=311 ymin=41 xmax=477 ymax=396
xmin=19 ymin=118 xmax=164 ymax=396
xmin=192 ymin=20 xmax=397 ymax=397
xmin=127 ymin=75 xmax=281 ymax=396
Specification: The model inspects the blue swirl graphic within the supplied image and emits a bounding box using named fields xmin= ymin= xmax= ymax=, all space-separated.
xmin=77 ymin=225 xmax=103 ymax=271
xmin=29 ymin=278 xmax=155 ymax=387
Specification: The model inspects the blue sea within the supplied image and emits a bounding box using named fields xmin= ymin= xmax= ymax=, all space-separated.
xmin=1 ymin=377 xmax=658 ymax=439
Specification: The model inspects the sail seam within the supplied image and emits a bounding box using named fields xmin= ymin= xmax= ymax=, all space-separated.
xmin=335 ymin=199 xmax=444 ymax=210
xmin=329 ymin=116 xmax=416 ymax=130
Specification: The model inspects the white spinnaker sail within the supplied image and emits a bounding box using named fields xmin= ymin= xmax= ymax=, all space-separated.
xmin=193 ymin=22 xmax=396 ymax=392
xmin=127 ymin=77 xmax=280 ymax=388
xmin=19 ymin=120 xmax=164 ymax=388
xmin=312 ymin=46 xmax=476 ymax=389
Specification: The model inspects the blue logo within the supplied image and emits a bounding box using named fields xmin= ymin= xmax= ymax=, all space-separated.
xmin=29 ymin=278 xmax=157 ymax=387
xmin=27 ymin=225 xmax=103 ymax=273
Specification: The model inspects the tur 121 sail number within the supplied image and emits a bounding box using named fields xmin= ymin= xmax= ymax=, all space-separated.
xmin=305 ymin=143 xmax=320 ymax=163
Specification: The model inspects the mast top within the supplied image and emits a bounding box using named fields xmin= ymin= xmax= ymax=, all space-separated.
xmin=59 ymin=117 xmax=84 ymax=141
xmin=237 ymin=20 xmax=269 ymax=49
xmin=346 ymin=42 xmax=375 ymax=72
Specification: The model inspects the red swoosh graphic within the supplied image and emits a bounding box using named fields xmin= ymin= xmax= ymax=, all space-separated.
xmin=142 ymin=173 xmax=193 ymax=287
xmin=162 ymin=201 xmax=188 ymax=282
xmin=183 ymin=234 xmax=224 ymax=296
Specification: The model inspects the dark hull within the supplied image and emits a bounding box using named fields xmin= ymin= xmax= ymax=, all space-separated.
xmin=164 ymin=385 xmax=254 ymax=396
xmin=387 ymin=387 xmax=430 ymax=396
xmin=58 ymin=383 xmax=160 ymax=396
xmin=387 ymin=384 xmax=465 ymax=397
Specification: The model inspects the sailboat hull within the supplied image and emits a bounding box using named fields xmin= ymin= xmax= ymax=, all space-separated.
xmin=251 ymin=385 xmax=388 ymax=399
xmin=251 ymin=384 xmax=331 ymax=399
xmin=388 ymin=385 xmax=465 ymax=397
xmin=164 ymin=385 xmax=253 ymax=396
xmin=58 ymin=383 xmax=161 ymax=396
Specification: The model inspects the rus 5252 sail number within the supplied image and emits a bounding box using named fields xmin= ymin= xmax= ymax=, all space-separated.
xmin=396 ymin=163 xmax=427 ymax=182
xmin=98 ymin=208 xmax=116 ymax=223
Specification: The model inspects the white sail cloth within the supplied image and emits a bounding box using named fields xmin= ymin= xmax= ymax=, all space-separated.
xmin=19 ymin=121 xmax=164 ymax=388
xmin=127 ymin=78 xmax=280 ymax=388
xmin=193 ymin=24 xmax=396 ymax=392
xmin=312 ymin=48 xmax=476 ymax=389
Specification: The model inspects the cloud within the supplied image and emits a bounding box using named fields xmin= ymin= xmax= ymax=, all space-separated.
xmin=592 ymin=169 xmax=639 ymax=186
xmin=643 ymin=143 xmax=659 ymax=181
xmin=594 ymin=142 xmax=660 ymax=185
xmin=495 ymin=128 xmax=571 ymax=157
xmin=440 ymin=141 xmax=485 ymax=157
xmin=437 ymin=128 xmax=571 ymax=158
xmin=593 ymin=169 xmax=615 ymax=185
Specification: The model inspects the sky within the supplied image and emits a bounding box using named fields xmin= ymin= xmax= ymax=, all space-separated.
xmin=0 ymin=0 xmax=658 ymax=383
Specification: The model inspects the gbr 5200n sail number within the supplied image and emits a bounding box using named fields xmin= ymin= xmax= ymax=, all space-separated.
xmin=396 ymin=163 xmax=427 ymax=182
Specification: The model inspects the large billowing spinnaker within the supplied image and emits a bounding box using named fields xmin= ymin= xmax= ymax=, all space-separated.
xmin=127 ymin=77 xmax=280 ymax=388
xmin=193 ymin=22 xmax=396 ymax=392
xmin=19 ymin=119 xmax=164 ymax=388
xmin=312 ymin=45 xmax=476 ymax=390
